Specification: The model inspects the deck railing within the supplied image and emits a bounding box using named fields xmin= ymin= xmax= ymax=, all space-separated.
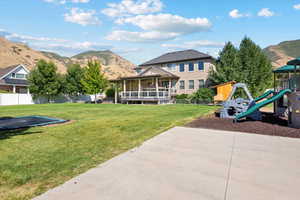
xmin=121 ymin=90 xmax=176 ymax=100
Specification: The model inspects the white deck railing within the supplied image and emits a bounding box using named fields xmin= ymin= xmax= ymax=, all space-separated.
xmin=121 ymin=90 xmax=175 ymax=100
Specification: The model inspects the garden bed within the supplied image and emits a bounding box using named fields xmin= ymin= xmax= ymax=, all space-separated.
xmin=186 ymin=112 xmax=300 ymax=138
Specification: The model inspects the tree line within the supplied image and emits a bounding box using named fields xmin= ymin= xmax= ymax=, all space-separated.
xmin=28 ymin=60 xmax=109 ymax=103
xmin=209 ymin=37 xmax=273 ymax=98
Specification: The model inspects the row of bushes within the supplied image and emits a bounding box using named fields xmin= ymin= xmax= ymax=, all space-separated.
xmin=175 ymin=88 xmax=215 ymax=104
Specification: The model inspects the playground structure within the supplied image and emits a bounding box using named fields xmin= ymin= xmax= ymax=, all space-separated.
xmin=212 ymin=81 xmax=236 ymax=104
xmin=220 ymin=57 xmax=300 ymax=128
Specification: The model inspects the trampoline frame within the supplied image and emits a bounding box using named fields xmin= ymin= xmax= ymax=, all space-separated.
xmin=0 ymin=115 xmax=68 ymax=131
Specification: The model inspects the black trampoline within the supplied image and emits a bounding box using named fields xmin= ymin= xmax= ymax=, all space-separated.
xmin=0 ymin=116 xmax=67 ymax=131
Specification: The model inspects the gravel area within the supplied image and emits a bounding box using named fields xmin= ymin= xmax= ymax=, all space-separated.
xmin=186 ymin=112 xmax=300 ymax=138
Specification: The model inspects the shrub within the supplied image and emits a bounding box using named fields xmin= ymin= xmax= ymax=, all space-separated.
xmin=105 ymin=87 xmax=115 ymax=98
xmin=190 ymin=88 xmax=214 ymax=103
xmin=175 ymin=94 xmax=189 ymax=100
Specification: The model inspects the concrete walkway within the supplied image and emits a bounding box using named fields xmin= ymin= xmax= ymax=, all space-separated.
xmin=34 ymin=127 xmax=300 ymax=200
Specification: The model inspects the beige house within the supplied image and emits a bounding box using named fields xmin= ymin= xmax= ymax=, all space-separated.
xmin=115 ymin=49 xmax=215 ymax=104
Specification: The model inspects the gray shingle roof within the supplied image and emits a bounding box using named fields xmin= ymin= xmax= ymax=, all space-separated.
xmin=139 ymin=49 xmax=212 ymax=66
xmin=0 ymin=64 xmax=20 ymax=78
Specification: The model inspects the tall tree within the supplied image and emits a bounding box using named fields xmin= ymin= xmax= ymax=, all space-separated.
xmin=238 ymin=37 xmax=273 ymax=97
xmin=81 ymin=60 xmax=108 ymax=103
xmin=209 ymin=42 xmax=240 ymax=84
xmin=209 ymin=37 xmax=273 ymax=97
xmin=64 ymin=64 xmax=84 ymax=98
xmin=28 ymin=60 xmax=62 ymax=102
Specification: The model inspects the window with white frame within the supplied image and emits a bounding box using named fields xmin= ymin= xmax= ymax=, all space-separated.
xmin=179 ymin=63 xmax=185 ymax=72
xmin=198 ymin=61 xmax=204 ymax=71
xmin=188 ymin=63 xmax=194 ymax=72
xmin=199 ymin=79 xmax=205 ymax=88
xmin=189 ymin=80 xmax=194 ymax=89
xmin=179 ymin=80 xmax=185 ymax=89
xmin=167 ymin=63 xmax=176 ymax=71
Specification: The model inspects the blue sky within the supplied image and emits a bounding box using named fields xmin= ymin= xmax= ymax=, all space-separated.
xmin=0 ymin=0 xmax=300 ymax=64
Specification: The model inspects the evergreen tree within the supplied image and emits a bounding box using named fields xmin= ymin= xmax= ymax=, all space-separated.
xmin=64 ymin=64 xmax=84 ymax=97
xmin=209 ymin=37 xmax=273 ymax=98
xmin=209 ymin=42 xmax=240 ymax=84
xmin=238 ymin=37 xmax=273 ymax=97
xmin=28 ymin=60 xmax=62 ymax=102
xmin=81 ymin=61 xmax=108 ymax=103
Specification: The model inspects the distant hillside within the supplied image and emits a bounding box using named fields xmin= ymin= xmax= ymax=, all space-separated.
xmin=264 ymin=39 xmax=300 ymax=68
xmin=0 ymin=37 xmax=135 ymax=79
xmin=70 ymin=50 xmax=136 ymax=79
xmin=0 ymin=37 xmax=67 ymax=73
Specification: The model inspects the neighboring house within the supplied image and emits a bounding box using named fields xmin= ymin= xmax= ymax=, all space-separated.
xmin=0 ymin=64 xmax=30 ymax=94
xmin=114 ymin=49 xmax=215 ymax=104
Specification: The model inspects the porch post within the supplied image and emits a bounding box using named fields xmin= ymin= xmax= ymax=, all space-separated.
xmin=138 ymin=79 xmax=141 ymax=98
xmin=13 ymin=85 xmax=16 ymax=93
xmin=123 ymin=80 xmax=126 ymax=92
xmin=168 ymin=79 xmax=171 ymax=98
xmin=27 ymin=87 xmax=30 ymax=94
xmin=114 ymin=83 xmax=118 ymax=104
xmin=156 ymin=77 xmax=159 ymax=98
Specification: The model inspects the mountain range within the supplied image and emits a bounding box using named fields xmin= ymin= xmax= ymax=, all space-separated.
xmin=263 ymin=39 xmax=300 ymax=68
xmin=0 ymin=37 xmax=135 ymax=79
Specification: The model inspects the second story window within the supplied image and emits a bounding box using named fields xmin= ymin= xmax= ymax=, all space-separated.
xmin=167 ymin=63 xmax=176 ymax=71
xmin=179 ymin=80 xmax=185 ymax=89
xmin=189 ymin=80 xmax=195 ymax=89
xmin=189 ymin=63 xmax=194 ymax=72
xmin=136 ymin=68 xmax=142 ymax=74
xmin=198 ymin=61 xmax=204 ymax=71
xmin=179 ymin=63 xmax=185 ymax=72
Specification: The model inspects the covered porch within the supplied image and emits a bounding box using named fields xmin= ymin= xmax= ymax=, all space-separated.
xmin=114 ymin=67 xmax=179 ymax=104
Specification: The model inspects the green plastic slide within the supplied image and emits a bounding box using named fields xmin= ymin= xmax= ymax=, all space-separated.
xmin=254 ymin=90 xmax=274 ymax=102
xmin=236 ymin=89 xmax=292 ymax=120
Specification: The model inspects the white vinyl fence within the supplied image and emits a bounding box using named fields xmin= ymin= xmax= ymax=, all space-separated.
xmin=0 ymin=94 xmax=34 ymax=105
xmin=0 ymin=93 xmax=104 ymax=106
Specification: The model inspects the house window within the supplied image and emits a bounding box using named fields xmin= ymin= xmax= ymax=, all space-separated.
xmin=16 ymin=74 xmax=26 ymax=79
xmin=167 ymin=63 xmax=176 ymax=71
xmin=199 ymin=79 xmax=205 ymax=88
xmin=189 ymin=63 xmax=194 ymax=72
xmin=189 ymin=80 xmax=194 ymax=89
xmin=136 ymin=68 xmax=142 ymax=74
xmin=171 ymin=80 xmax=177 ymax=88
xmin=11 ymin=73 xmax=16 ymax=78
xmin=179 ymin=80 xmax=185 ymax=89
xmin=198 ymin=61 xmax=204 ymax=71
xmin=179 ymin=63 xmax=185 ymax=72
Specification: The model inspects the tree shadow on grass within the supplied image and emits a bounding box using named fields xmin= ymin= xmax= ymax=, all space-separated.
xmin=0 ymin=128 xmax=43 ymax=140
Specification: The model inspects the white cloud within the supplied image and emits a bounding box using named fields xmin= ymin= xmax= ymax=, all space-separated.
xmin=116 ymin=14 xmax=212 ymax=33
xmin=294 ymin=4 xmax=300 ymax=10
xmin=258 ymin=8 xmax=275 ymax=17
xmin=5 ymin=33 xmax=67 ymax=43
xmin=64 ymin=8 xmax=101 ymax=26
xmin=102 ymin=0 xmax=163 ymax=17
xmin=229 ymin=9 xmax=250 ymax=18
xmin=161 ymin=40 xmax=225 ymax=49
xmin=44 ymin=0 xmax=89 ymax=4
xmin=106 ymin=30 xmax=179 ymax=42
xmin=107 ymin=14 xmax=212 ymax=43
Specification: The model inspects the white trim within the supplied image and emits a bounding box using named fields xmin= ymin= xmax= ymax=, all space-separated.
xmin=0 ymin=64 xmax=29 ymax=80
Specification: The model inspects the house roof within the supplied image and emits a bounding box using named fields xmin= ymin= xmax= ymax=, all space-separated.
xmin=118 ymin=66 xmax=179 ymax=80
xmin=287 ymin=58 xmax=300 ymax=66
xmin=139 ymin=49 xmax=213 ymax=67
xmin=273 ymin=65 xmax=300 ymax=73
xmin=0 ymin=64 xmax=21 ymax=78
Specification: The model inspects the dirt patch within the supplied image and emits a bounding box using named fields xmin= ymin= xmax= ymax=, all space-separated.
xmin=186 ymin=113 xmax=300 ymax=139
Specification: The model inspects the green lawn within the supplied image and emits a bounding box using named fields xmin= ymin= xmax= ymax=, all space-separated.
xmin=0 ymin=103 xmax=216 ymax=200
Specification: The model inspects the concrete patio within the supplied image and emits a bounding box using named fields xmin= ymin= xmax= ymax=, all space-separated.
xmin=34 ymin=127 xmax=300 ymax=200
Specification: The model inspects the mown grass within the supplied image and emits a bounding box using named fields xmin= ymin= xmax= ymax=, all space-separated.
xmin=0 ymin=103 xmax=217 ymax=200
